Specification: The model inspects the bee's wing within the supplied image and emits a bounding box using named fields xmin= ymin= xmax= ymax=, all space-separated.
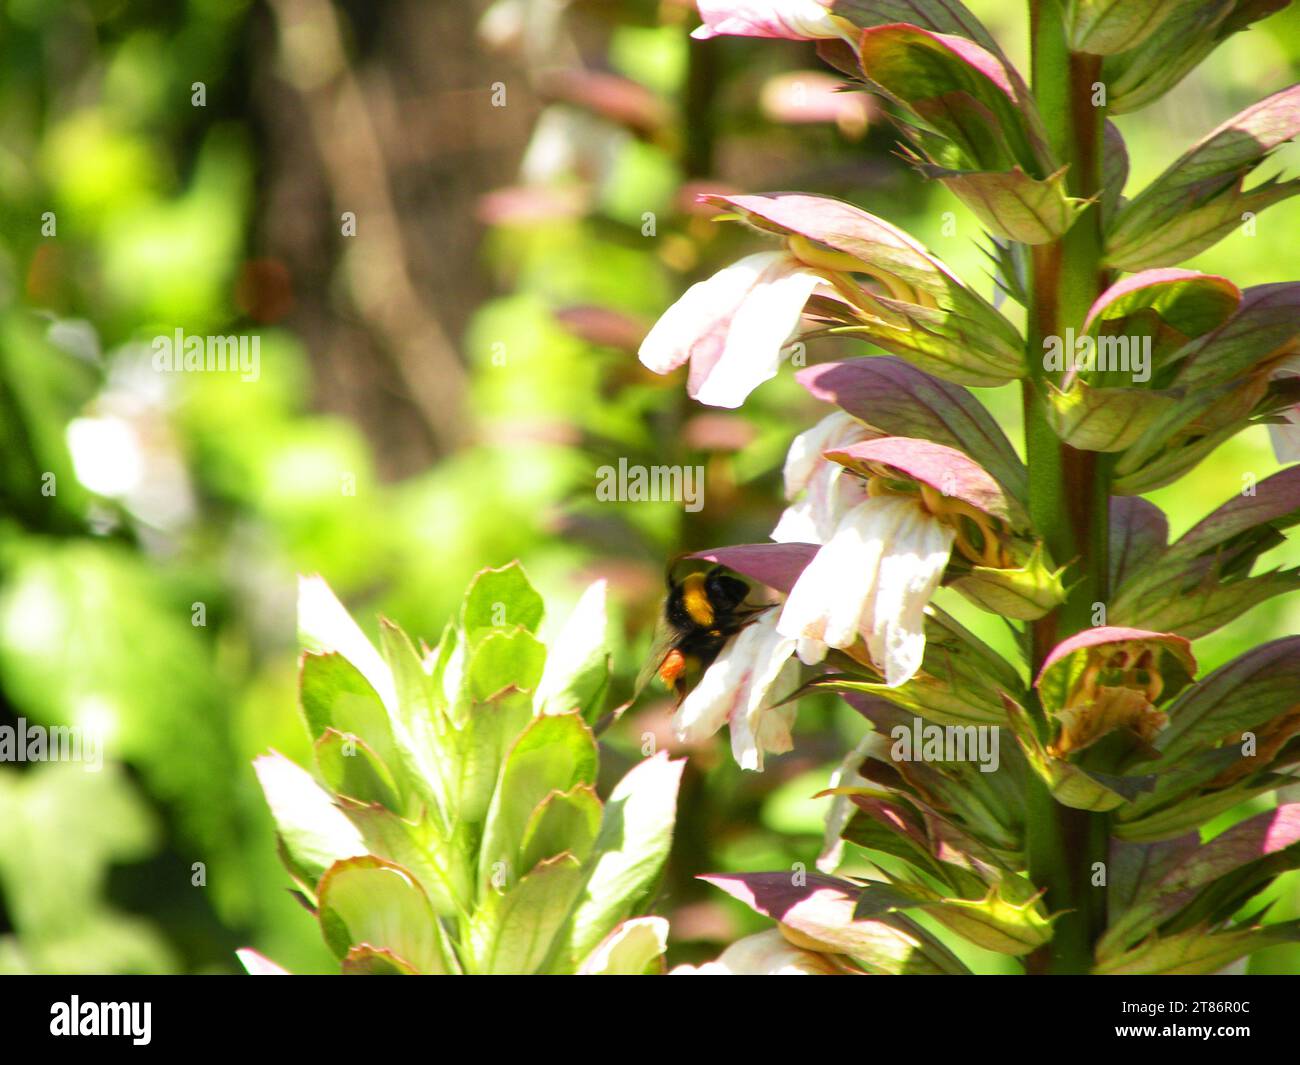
xmin=634 ymin=612 xmax=678 ymax=700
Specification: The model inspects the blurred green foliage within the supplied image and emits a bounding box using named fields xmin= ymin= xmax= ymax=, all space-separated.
xmin=0 ymin=0 xmax=1297 ymax=974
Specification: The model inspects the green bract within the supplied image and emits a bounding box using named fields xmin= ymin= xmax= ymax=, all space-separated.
xmin=252 ymin=565 xmax=682 ymax=975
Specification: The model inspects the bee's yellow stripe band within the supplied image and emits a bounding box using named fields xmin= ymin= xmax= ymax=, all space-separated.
xmin=682 ymin=572 xmax=715 ymax=627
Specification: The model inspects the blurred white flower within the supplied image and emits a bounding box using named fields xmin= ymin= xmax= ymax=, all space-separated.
xmin=639 ymin=251 xmax=823 ymax=408
xmin=672 ymin=929 xmax=842 ymax=974
xmin=520 ymin=105 xmax=628 ymax=189
xmin=66 ymin=416 xmax=146 ymax=499
xmin=673 ymin=609 xmax=800 ymax=771
xmin=777 ymin=494 xmax=955 ymax=686
xmin=772 ymin=411 xmax=873 ymax=544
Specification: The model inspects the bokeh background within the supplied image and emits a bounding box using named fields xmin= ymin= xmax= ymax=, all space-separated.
xmin=1 ymin=0 xmax=1298 ymax=974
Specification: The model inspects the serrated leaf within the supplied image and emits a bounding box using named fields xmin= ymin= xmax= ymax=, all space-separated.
xmin=317 ymin=855 xmax=449 ymax=974
xmin=462 ymin=562 xmax=545 ymax=641
xmin=341 ymin=945 xmax=420 ymax=975
xmin=314 ymin=729 xmax=401 ymax=810
xmin=299 ymin=652 xmax=392 ymax=750
xmin=1107 ymin=84 xmax=1300 ymax=270
xmin=1045 ymin=378 xmax=1182 ymax=452
xmin=577 ymin=916 xmax=670 ymax=975
xmin=535 ymin=579 xmax=611 ymax=719
xmin=950 ymin=543 xmax=1067 ymax=620
xmin=1069 ymin=0 xmax=1199 ymax=55
xmin=376 ymin=620 xmax=448 ymax=818
xmin=298 ymin=575 xmax=397 ymax=712
xmin=519 ymin=785 xmax=603 ymax=875
xmin=468 ymin=629 xmax=547 ymax=702
xmin=478 ymin=713 xmax=598 ymax=889
xmin=560 ymin=753 xmax=683 ymax=970
xmin=454 ymin=689 xmax=535 ymax=826
xmin=855 ymin=875 xmax=1053 ymax=955
xmin=1094 ymin=920 xmax=1300 ymax=975
xmin=253 ymin=751 xmax=366 ymax=890
xmin=918 ymin=162 xmax=1085 ymax=244
xmin=338 ymin=800 xmax=463 ymax=916
xmin=469 ymin=854 xmax=585 ymax=975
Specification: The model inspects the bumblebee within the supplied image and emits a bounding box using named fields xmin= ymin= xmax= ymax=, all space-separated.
xmin=635 ymin=562 xmax=765 ymax=700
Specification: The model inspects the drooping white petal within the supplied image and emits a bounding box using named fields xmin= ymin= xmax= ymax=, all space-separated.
xmin=691 ymin=260 xmax=822 ymax=408
xmin=771 ymin=495 xmax=822 ymax=543
xmin=732 ymin=618 xmax=800 ymax=770
xmin=782 ymin=411 xmax=864 ymax=500
xmin=774 ymin=412 xmax=873 ymax=544
xmin=742 ymin=697 xmax=798 ymax=770
xmin=778 ymin=495 xmax=954 ymax=687
xmin=672 ymin=609 xmax=801 ymax=771
xmin=672 ymin=643 xmax=747 ymax=745
xmin=778 ymin=496 xmax=909 ymax=648
xmin=796 ymin=636 xmax=828 ymax=665
xmin=865 ymin=504 xmax=955 ymax=688
xmin=639 ymin=252 xmax=782 ymax=375
xmin=297 ymin=575 xmax=397 ymax=713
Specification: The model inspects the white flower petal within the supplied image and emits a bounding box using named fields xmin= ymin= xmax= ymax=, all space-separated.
xmin=865 ymin=503 xmax=956 ymax=688
xmin=779 ymin=497 xmax=904 ymax=648
xmin=775 ymin=411 xmax=873 ymax=544
xmin=733 ymin=625 xmax=799 ymax=770
xmin=782 ymin=411 xmax=863 ymax=500
xmin=778 ymin=495 xmax=953 ymax=686
xmin=772 ymin=496 xmax=822 ymax=543
xmin=639 ymin=252 xmax=782 ymax=375
xmin=673 ymin=610 xmax=801 ymax=771
xmin=673 ymin=646 xmax=746 ymax=744
xmin=796 ymin=636 xmax=828 ymax=665
xmin=692 ymin=262 xmax=821 ymax=408
xmin=749 ymin=696 xmax=797 ymax=764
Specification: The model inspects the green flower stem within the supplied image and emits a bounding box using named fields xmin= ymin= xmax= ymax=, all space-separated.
xmin=1024 ymin=0 xmax=1111 ymax=975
